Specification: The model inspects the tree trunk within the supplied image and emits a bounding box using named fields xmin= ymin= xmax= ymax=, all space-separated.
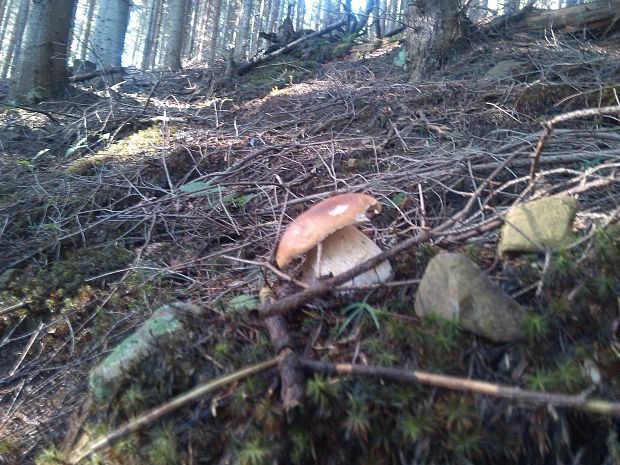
xmin=314 ymin=0 xmax=323 ymax=28
xmin=142 ymin=0 xmax=163 ymax=69
xmin=79 ymin=0 xmax=97 ymax=60
xmin=162 ymin=0 xmax=189 ymax=70
xmin=234 ymin=0 xmax=253 ymax=59
xmin=250 ymin=0 xmax=266 ymax=55
xmin=209 ymin=0 xmax=223 ymax=62
xmin=267 ymin=0 xmax=282 ymax=33
xmin=2 ymin=0 xmax=28 ymax=78
xmin=296 ymin=0 xmax=304 ymax=31
xmin=321 ymin=0 xmax=332 ymax=27
xmin=0 ymin=0 xmax=16 ymax=68
xmin=10 ymin=0 xmax=76 ymax=102
xmin=222 ymin=0 xmax=239 ymax=51
xmin=406 ymin=0 xmax=463 ymax=80
xmin=89 ymin=0 xmax=130 ymax=68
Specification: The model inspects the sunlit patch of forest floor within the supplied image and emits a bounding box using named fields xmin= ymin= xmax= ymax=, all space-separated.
xmin=1 ymin=31 xmax=620 ymax=464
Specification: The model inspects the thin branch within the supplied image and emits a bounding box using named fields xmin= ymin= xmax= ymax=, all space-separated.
xmin=301 ymin=359 xmax=620 ymax=417
xmin=70 ymin=358 xmax=279 ymax=464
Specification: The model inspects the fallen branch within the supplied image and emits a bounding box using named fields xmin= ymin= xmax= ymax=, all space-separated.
xmin=529 ymin=105 xmax=620 ymax=188
xmin=0 ymin=301 xmax=27 ymax=317
xmin=301 ymin=359 xmax=620 ymax=417
xmin=237 ymin=20 xmax=348 ymax=75
xmin=259 ymin=287 xmax=305 ymax=413
xmin=70 ymin=358 xmax=278 ymax=464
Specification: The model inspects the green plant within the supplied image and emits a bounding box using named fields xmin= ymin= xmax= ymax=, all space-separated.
xmin=339 ymin=292 xmax=381 ymax=335
xmin=436 ymin=394 xmax=475 ymax=433
xmin=399 ymin=410 xmax=435 ymax=443
xmin=147 ymin=424 xmax=178 ymax=465
xmin=306 ymin=374 xmax=341 ymax=415
xmin=522 ymin=312 xmax=550 ymax=345
xmin=343 ymin=395 xmax=372 ymax=440
xmin=35 ymin=445 xmax=67 ymax=465
xmin=119 ymin=385 xmax=147 ymax=417
xmin=236 ymin=437 xmax=271 ymax=465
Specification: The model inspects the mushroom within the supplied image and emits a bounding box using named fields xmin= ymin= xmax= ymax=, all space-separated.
xmin=276 ymin=193 xmax=393 ymax=287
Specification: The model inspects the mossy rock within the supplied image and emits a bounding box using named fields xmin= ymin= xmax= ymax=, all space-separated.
xmin=415 ymin=253 xmax=525 ymax=342
xmin=499 ymin=197 xmax=579 ymax=255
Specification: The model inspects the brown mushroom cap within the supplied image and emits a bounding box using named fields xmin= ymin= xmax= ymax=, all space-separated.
xmin=276 ymin=193 xmax=381 ymax=269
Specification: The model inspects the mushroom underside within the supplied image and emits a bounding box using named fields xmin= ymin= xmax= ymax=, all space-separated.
xmin=301 ymin=225 xmax=393 ymax=287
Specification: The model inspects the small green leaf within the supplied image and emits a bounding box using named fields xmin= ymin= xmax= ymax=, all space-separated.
xmin=179 ymin=182 xmax=218 ymax=195
xmin=226 ymin=294 xmax=259 ymax=312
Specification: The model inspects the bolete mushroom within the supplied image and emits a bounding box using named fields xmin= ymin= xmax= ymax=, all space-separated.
xmin=276 ymin=193 xmax=393 ymax=287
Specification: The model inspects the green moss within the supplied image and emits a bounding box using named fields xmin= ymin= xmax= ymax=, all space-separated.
xmin=147 ymin=424 xmax=179 ymax=465
xmin=5 ymin=246 xmax=132 ymax=314
xmin=66 ymin=126 xmax=164 ymax=174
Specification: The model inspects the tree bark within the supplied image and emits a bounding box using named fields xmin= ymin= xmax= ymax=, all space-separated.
xmin=142 ymin=0 xmax=163 ymax=69
xmin=10 ymin=0 xmax=76 ymax=102
xmin=79 ymin=0 xmax=97 ymax=60
xmin=162 ymin=0 xmax=189 ymax=70
xmin=267 ymin=0 xmax=282 ymax=33
xmin=209 ymin=0 xmax=223 ymax=62
xmin=407 ymin=0 xmax=463 ymax=80
xmin=234 ymin=0 xmax=253 ymax=59
xmin=89 ymin=0 xmax=130 ymax=68
xmin=1 ymin=0 xmax=28 ymax=78
xmin=295 ymin=0 xmax=305 ymax=31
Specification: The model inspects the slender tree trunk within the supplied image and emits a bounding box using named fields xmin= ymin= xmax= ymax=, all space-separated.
xmin=234 ymin=0 xmax=253 ymax=58
xmin=89 ymin=0 xmax=131 ymax=68
xmin=321 ymin=0 xmax=331 ymax=26
xmin=386 ymin=0 xmax=398 ymax=31
xmin=222 ymin=0 xmax=239 ymax=52
xmin=267 ymin=0 xmax=282 ymax=32
xmin=142 ymin=0 xmax=163 ymax=69
xmin=380 ymin=0 xmax=387 ymax=36
xmin=0 ymin=0 xmax=16 ymax=67
xmin=407 ymin=0 xmax=462 ymax=80
xmin=79 ymin=0 xmax=97 ymax=60
xmin=2 ymin=0 xmax=28 ymax=78
xmin=195 ymin=0 xmax=210 ymax=60
xmin=372 ymin=0 xmax=382 ymax=38
xmin=162 ymin=0 xmax=189 ymax=70
xmin=10 ymin=0 xmax=76 ymax=102
xmin=186 ymin=0 xmax=200 ymax=57
xmin=314 ymin=0 xmax=323 ymax=28
xmin=130 ymin=2 xmax=150 ymax=64
xmin=250 ymin=0 xmax=265 ymax=55
xmin=295 ymin=0 xmax=304 ymax=30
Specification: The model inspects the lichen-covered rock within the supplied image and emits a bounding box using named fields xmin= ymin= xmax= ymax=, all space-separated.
xmin=89 ymin=302 xmax=198 ymax=400
xmin=498 ymin=196 xmax=578 ymax=255
xmin=484 ymin=59 xmax=527 ymax=79
xmin=415 ymin=253 xmax=525 ymax=342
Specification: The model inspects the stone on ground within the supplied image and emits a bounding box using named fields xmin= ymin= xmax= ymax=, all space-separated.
xmin=415 ymin=253 xmax=525 ymax=342
xmin=498 ymin=196 xmax=579 ymax=255
xmin=88 ymin=301 xmax=197 ymax=400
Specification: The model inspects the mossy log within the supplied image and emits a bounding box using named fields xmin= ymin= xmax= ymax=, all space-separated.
xmin=486 ymin=0 xmax=620 ymax=37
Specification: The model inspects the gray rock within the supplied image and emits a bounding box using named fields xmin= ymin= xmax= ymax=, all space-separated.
xmin=89 ymin=302 xmax=198 ymax=400
xmin=484 ymin=59 xmax=528 ymax=79
xmin=498 ymin=197 xmax=578 ymax=255
xmin=415 ymin=253 xmax=525 ymax=342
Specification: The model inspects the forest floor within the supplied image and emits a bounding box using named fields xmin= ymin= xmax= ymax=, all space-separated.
xmin=1 ymin=30 xmax=620 ymax=465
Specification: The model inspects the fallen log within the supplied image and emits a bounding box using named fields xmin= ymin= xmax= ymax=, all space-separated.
xmin=236 ymin=19 xmax=348 ymax=75
xmin=485 ymin=0 xmax=620 ymax=37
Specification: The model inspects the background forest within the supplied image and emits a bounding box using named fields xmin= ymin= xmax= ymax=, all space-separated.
xmin=0 ymin=0 xmax=619 ymax=464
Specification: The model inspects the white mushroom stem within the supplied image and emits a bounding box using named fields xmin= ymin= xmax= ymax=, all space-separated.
xmin=315 ymin=241 xmax=322 ymax=279
xmin=301 ymin=225 xmax=393 ymax=287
